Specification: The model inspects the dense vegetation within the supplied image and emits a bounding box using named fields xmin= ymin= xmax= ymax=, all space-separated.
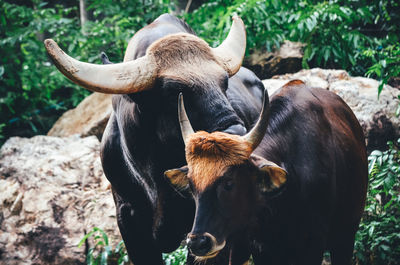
xmin=354 ymin=139 xmax=400 ymax=265
xmin=1 ymin=0 xmax=399 ymax=264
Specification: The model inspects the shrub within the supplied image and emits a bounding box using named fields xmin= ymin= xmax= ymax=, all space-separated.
xmin=78 ymin=227 xmax=188 ymax=265
xmin=364 ymin=45 xmax=400 ymax=96
xmin=354 ymin=139 xmax=400 ymax=265
xmin=78 ymin=227 xmax=129 ymax=265
xmin=185 ymin=0 xmax=399 ymax=76
xmin=162 ymin=246 xmax=188 ymax=265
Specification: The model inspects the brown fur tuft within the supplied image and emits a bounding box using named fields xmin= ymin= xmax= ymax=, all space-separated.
xmin=282 ymin=79 xmax=305 ymax=87
xmin=147 ymin=33 xmax=226 ymax=85
xmin=185 ymin=131 xmax=252 ymax=191
xmin=148 ymin=33 xmax=216 ymax=68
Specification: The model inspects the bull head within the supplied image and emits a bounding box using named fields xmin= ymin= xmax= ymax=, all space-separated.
xmin=44 ymin=17 xmax=246 ymax=94
xmin=164 ymin=91 xmax=287 ymax=259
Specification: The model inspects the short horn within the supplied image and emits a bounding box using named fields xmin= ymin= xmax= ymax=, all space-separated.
xmin=178 ymin=93 xmax=195 ymax=146
xmin=243 ymin=89 xmax=270 ymax=151
xmin=212 ymin=16 xmax=246 ymax=77
xmin=44 ymin=39 xmax=157 ymax=94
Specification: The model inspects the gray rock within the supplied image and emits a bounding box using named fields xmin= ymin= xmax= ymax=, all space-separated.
xmin=244 ymin=40 xmax=305 ymax=79
xmin=0 ymin=135 xmax=120 ymax=265
xmin=47 ymin=93 xmax=113 ymax=140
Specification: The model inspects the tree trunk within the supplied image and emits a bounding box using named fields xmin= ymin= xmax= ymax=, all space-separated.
xmin=79 ymin=0 xmax=88 ymax=34
xmin=172 ymin=0 xmax=206 ymax=14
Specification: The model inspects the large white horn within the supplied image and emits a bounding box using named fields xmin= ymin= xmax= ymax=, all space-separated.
xmin=212 ymin=16 xmax=246 ymax=77
xmin=44 ymin=39 xmax=157 ymax=94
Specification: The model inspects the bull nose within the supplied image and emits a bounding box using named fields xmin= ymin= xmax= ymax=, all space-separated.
xmin=187 ymin=234 xmax=212 ymax=256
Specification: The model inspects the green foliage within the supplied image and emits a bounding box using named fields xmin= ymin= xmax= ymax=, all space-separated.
xmin=184 ymin=0 xmax=292 ymax=53
xmin=364 ymin=45 xmax=400 ymax=97
xmin=162 ymin=246 xmax=188 ymax=265
xmin=78 ymin=227 xmax=129 ymax=265
xmin=0 ymin=123 xmax=5 ymax=140
xmin=185 ymin=0 xmax=399 ymax=76
xmin=289 ymin=1 xmax=372 ymax=70
xmin=354 ymin=139 xmax=400 ymax=265
xmin=79 ymin=227 xmax=188 ymax=265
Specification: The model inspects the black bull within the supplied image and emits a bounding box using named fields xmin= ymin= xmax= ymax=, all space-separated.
xmin=45 ymin=14 xmax=264 ymax=264
xmin=167 ymin=80 xmax=368 ymax=265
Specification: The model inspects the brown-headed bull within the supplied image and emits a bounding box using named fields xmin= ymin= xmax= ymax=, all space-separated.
xmin=44 ymin=14 xmax=265 ymax=265
xmin=166 ymin=80 xmax=368 ymax=265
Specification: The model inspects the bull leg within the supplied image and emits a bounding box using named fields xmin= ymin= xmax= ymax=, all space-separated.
xmin=295 ymin=245 xmax=324 ymax=265
xmin=252 ymin=247 xmax=290 ymax=265
xmin=294 ymin=232 xmax=326 ymax=265
xmin=329 ymin=226 xmax=358 ymax=265
xmin=252 ymin=253 xmax=290 ymax=265
xmin=113 ymin=191 xmax=164 ymax=265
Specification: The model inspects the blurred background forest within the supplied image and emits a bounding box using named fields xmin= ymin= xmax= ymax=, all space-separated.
xmin=0 ymin=0 xmax=399 ymax=264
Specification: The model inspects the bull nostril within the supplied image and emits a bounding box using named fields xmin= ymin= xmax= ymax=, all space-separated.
xmin=187 ymin=234 xmax=212 ymax=256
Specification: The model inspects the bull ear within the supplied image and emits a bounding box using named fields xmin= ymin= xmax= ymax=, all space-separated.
xmin=250 ymin=154 xmax=287 ymax=192
xmin=164 ymin=166 xmax=189 ymax=189
xmin=100 ymin=52 xmax=113 ymax=65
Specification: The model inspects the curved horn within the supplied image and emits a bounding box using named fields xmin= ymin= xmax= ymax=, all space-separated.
xmin=178 ymin=93 xmax=195 ymax=146
xmin=212 ymin=16 xmax=246 ymax=77
xmin=242 ymin=89 xmax=270 ymax=151
xmin=44 ymin=39 xmax=157 ymax=94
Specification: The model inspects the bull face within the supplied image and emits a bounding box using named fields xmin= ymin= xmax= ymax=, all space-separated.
xmin=165 ymin=139 xmax=287 ymax=259
xmin=164 ymin=93 xmax=287 ymax=259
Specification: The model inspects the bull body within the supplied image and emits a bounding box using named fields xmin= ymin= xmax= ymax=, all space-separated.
xmin=249 ymin=81 xmax=368 ymax=264
xmin=168 ymin=80 xmax=368 ymax=265
xmin=98 ymin=14 xmax=263 ymax=264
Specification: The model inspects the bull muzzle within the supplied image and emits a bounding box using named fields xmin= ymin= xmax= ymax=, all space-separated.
xmin=186 ymin=232 xmax=226 ymax=258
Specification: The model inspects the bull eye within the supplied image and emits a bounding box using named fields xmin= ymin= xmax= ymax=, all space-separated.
xmin=223 ymin=179 xmax=234 ymax=191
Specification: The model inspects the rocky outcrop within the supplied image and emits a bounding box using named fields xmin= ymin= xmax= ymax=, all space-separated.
xmin=244 ymin=40 xmax=305 ymax=79
xmin=0 ymin=135 xmax=120 ymax=265
xmin=47 ymin=93 xmax=113 ymax=140
xmin=263 ymin=68 xmax=400 ymax=151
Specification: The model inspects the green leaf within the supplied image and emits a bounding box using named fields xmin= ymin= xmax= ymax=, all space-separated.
xmin=100 ymin=250 xmax=108 ymax=265
xmin=323 ymin=48 xmax=330 ymax=63
xmin=115 ymin=240 xmax=124 ymax=253
xmin=370 ymin=150 xmax=383 ymax=156
xmin=377 ymin=82 xmax=384 ymax=98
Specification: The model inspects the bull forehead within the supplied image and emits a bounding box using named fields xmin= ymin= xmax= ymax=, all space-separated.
xmin=186 ymin=131 xmax=252 ymax=192
xmin=147 ymin=33 xmax=220 ymax=69
xmin=147 ymin=33 xmax=226 ymax=84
